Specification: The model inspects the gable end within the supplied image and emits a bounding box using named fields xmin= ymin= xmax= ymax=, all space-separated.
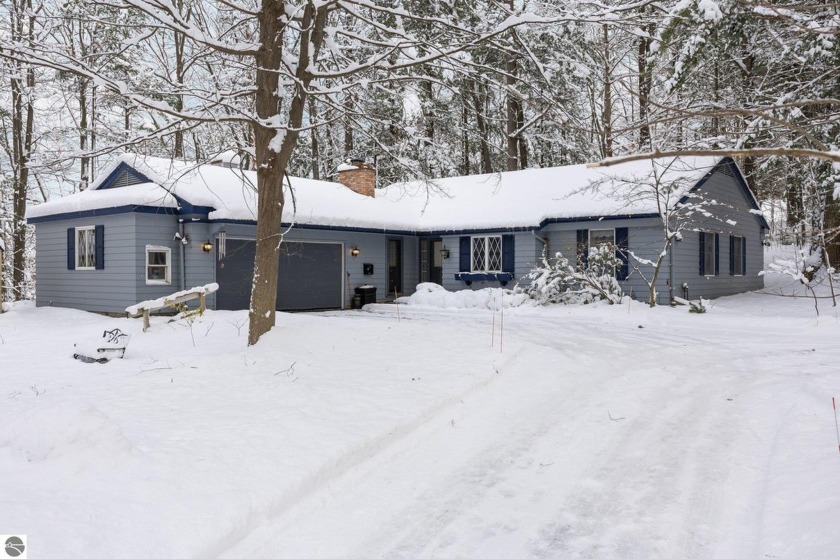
xmin=683 ymin=157 xmax=770 ymax=230
xmin=96 ymin=162 xmax=154 ymax=190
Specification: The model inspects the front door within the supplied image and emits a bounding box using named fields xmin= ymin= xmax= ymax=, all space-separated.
xmin=388 ymin=239 xmax=402 ymax=297
xmin=420 ymin=238 xmax=443 ymax=285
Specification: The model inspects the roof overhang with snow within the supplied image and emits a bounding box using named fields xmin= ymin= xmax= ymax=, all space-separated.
xmin=26 ymin=154 xmax=769 ymax=233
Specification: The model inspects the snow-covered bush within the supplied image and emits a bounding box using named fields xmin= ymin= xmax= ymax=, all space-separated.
xmin=520 ymin=246 xmax=624 ymax=305
xmin=519 ymin=251 xmax=577 ymax=304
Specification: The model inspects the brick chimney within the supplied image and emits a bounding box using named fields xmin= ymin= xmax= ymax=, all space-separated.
xmin=337 ymin=158 xmax=376 ymax=197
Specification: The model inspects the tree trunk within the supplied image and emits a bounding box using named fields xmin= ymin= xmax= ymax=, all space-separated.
xmin=10 ymin=0 xmax=36 ymax=301
xmin=248 ymin=0 xmax=325 ymax=346
xmin=173 ymin=0 xmax=187 ymax=158
xmin=506 ymin=45 xmax=519 ymax=171
xmin=343 ymin=93 xmax=353 ymax=156
xmin=309 ymin=97 xmax=320 ymax=180
xmin=471 ymin=82 xmax=492 ymax=174
xmin=637 ymin=17 xmax=653 ymax=150
xmin=601 ymin=24 xmax=613 ymax=158
xmin=79 ymin=78 xmax=90 ymax=189
xmin=824 ymin=189 xmax=840 ymax=268
xmin=461 ymin=92 xmax=470 ymax=175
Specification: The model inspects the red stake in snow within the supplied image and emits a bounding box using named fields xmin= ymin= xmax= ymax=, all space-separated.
xmin=834 ymin=397 xmax=840 ymax=454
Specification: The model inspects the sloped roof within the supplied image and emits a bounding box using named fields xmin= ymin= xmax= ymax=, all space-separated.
xmin=27 ymin=153 xmax=757 ymax=232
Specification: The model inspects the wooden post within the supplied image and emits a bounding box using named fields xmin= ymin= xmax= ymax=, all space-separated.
xmin=198 ymin=292 xmax=206 ymax=313
xmin=142 ymin=310 xmax=150 ymax=332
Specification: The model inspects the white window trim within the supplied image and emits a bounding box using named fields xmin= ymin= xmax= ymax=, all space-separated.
xmin=471 ymin=235 xmax=502 ymax=272
xmin=145 ymin=245 xmax=172 ymax=285
xmin=76 ymin=226 xmax=96 ymax=270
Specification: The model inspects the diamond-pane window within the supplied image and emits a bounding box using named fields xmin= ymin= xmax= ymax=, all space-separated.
xmin=76 ymin=227 xmax=96 ymax=269
xmin=471 ymin=235 xmax=502 ymax=272
xmin=487 ymin=236 xmax=502 ymax=271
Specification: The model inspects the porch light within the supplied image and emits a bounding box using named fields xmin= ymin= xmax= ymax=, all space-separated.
xmin=440 ymin=246 xmax=451 ymax=260
xmin=202 ymin=240 xmax=214 ymax=252
xmin=350 ymin=245 xmax=361 ymax=257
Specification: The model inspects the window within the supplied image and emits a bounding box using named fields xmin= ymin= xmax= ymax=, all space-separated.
xmin=146 ymin=246 xmax=171 ymax=285
xmin=76 ymin=226 xmax=96 ymax=269
xmin=731 ymin=236 xmax=746 ymax=276
xmin=589 ymin=229 xmax=615 ymax=249
xmin=471 ymin=235 xmax=502 ymax=272
xmin=701 ymin=232 xmax=717 ymax=276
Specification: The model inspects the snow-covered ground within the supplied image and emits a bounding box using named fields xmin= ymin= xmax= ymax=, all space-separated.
xmin=1 ymin=266 xmax=839 ymax=558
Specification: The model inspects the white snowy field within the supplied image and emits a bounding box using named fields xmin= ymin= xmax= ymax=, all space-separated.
xmin=1 ymin=272 xmax=839 ymax=558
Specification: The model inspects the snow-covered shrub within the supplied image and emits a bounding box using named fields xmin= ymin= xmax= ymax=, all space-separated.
xmin=519 ymin=251 xmax=577 ymax=304
xmin=520 ymin=246 xmax=624 ymax=305
xmin=577 ymin=244 xmax=624 ymax=304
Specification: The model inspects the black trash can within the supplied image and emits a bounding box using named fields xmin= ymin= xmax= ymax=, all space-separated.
xmin=355 ymin=285 xmax=377 ymax=306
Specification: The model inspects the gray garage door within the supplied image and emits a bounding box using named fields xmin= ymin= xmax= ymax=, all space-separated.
xmin=216 ymin=239 xmax=343 ymax=311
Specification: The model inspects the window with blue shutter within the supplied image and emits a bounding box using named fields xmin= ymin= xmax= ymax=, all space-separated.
xmin=68 ymin=225 xmax=104 ymax=270
xmin=455 ymin=234 xmax=514 ymax=284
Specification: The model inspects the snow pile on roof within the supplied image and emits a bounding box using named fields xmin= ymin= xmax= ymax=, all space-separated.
xmin=26 ymin=182 xmax=178 ymax=220
xmin=380 ymin=157 xmax=719 ymax=231
xmin=28 ymin=153 xmax=724 ymax=230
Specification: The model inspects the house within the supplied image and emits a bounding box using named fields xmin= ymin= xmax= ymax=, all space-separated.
xmin=25 ymin=153 xmax=769 ymax=313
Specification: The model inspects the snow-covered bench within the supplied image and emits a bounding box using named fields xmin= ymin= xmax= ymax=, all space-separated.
xmin=73 ymin=328 xmax=130 ymax=363
xmin=126 ymin=283 xmax=219 ymax=332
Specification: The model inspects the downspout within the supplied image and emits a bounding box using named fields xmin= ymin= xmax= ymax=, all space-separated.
xmin=178 ymin=220 xmax=186 ymax=291
xmin=532 ymin=230 xmax=548 ymax=255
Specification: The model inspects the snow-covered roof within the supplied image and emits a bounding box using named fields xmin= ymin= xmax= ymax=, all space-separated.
xmin=26 ymin=153 xmax=736 ymax=232
xmin=26 ymin=182 xmax=179 ymax=220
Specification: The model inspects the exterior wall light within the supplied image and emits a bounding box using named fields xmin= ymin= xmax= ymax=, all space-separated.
xmin=350 ymin=245 xmax=360 ymax=257
xmin=202 ymin=240 xmax=214 ymax=252
xmin=440 ymin=246 xmax=451 ymax=259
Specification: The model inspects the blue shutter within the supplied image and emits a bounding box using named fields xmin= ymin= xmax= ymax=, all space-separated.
xmin=576 ymin=229 xmax=588 ymax=268
xmin=698 ymin=232 xmax=705 ymax=276
xmin=729 ymin=235 xmax=735 ymax=275
xmin=67 ymin=228 xmax=75 ymax=270
xmin=615 ymin=227 xmax=629 ymax=280
xmin=459 ymin=236 xmax=470 ymax=272
xmin=502 ymin=234 xmax=515 ymax=273
xmin=94 ymin=225 xmax=105 ymax=270
xmin=714 ymin=233 xmax=720 ymax=276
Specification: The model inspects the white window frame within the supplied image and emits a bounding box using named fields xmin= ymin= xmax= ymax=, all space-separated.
xmin=76 ymin=226 xmax=96 ymax=270
xmin=733 ymin=236 xmax=745 ymax=276
xmin=471 ymin=235 xmax=502 ymax=272
xmin=145 ymin=245 xmax=172 ymax=285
